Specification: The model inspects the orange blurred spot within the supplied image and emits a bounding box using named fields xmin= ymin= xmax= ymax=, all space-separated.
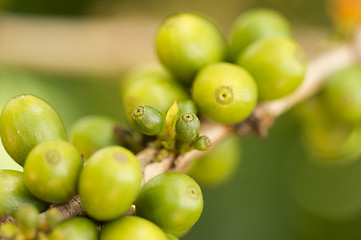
xmin=328 ymin=0 xmax=361 ymax=30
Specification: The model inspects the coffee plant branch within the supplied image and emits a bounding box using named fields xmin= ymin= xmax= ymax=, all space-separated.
xmin=0 ymin=12 xmax=360 ymax=223
xmin=31 ymin=28 xmax=361 ymax=222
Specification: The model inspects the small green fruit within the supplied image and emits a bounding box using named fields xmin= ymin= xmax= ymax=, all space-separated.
xmin=238 ymin=37 xmax=306 ymax=101
xmin=188 ymin=134 xmax=242 ymax=186
xmin=175 ymin=113 xmax=200 ymax=142
xmin=323 ymin=65 xmax=361 ymax=124
xmin=132 ymin=105 xmax=164 ymax=136
xmin=156 ymin=13 xmax=227 ymax=84
xmin=229 ymin=8 xmax=291 ymax=61
xmin=70 ymin=115 xmax=119 ymax=160
xmin=0 ymin=222 xmax=19 ymax=238
xmin=49 ymin=217 xmax=98 ymax=240
xmin=119 ymin=63 xmax=167 ymax=96
xmin=78 ymin=146 xmax=142 ymax=221
xmin=177 ymin=100 xmax=198 ymax=115
xmin=0 ymin=94 xmax=67 ymax=166
xmin=120 ymin=65 xmax=189 ymax=125
xmin=135 ymin=172 xmax=203 ymax=236
xmin=294 ymin=96 xmax=361 ymax=163
xmin=192 ymin=62 xmax=258 ymax=124
xmin=16 ymin=205 xmax=39 ymax=231
xmin=44 ymin=208 xmax=63 ymax=229
xmin=100 ymin=216 xmax=168 ymax=240
xmin=166 ymin=234 xmax=179 ymax=240
xmin=0 ymin=169 xmax=48 ymax=217
xmin=23 ymin=140 xmax=83 ymax=204
xmin=192 ymin=135 xmax=211 ymax=151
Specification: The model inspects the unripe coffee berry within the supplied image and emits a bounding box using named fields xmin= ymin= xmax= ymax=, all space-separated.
xmin=192 ymin=62 xmax=258 ymax=124
xmin=0 ymin=94 xmax=67 ymax=166
xmin=175 ymin=113 xmax=200 ymax=142
xmin=132 ymin=105 xmax=164 ymax=136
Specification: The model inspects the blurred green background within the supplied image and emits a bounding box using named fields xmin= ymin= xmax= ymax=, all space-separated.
xmin=2 ymin=0 xmax=361 ymax=239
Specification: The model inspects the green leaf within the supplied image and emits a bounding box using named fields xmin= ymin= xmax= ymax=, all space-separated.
xmin=165 ymin=101 xmax=179 ymax=139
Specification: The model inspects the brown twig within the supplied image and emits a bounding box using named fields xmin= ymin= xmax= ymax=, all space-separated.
xmin=38 ymin=196 xmax=85 ymax=222
xmin=0 ymin=214 xmax=16 ymax=224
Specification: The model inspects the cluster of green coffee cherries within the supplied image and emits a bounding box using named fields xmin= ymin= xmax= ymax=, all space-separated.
xmin=0 ymin=94 xmax=203 ymax=240
xmin=294 ymin=64 xmax=361 ymax=164
xmin=126 ymin=8 xmax=306 ymax=127
xmin=0 ymin=7 xmax=307 ymax=240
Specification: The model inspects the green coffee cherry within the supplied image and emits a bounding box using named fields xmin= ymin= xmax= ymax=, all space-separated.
xmin=0 ymin=222 xmax=19 ymax=239
xmin=135 ymin=172 xmax=203 ymax=236
xmin=166 ymin=234 xmax=179 ymax=240
xmin=156 ymin=13 xmax=227 ymax=84
xmin=132 ymin=105 xmax=164 ymax=136
xmin=0 ymin=94 xmax=68 ymax=166
xmin=43 ymin=208 xmax=63 ymax=230
xmin=119 ymin=63 xmax=168 ymax=96
xmin=16 ymin=205 xmax=39 ymax=231
xmin=294 ymin=96 xmax=361 ymax=163
xmin=177 ymin=99 xmax=198 ymax=115
xmin=303 ymin=121 xmax=361 ymax=163
xmin=70 ymin=115 xmax=119 ymax=160
xmin=49 ymin=217 xmax=98 ymax=240
xmin=175 ymin=113 xmax=200 ymax=142
xmin=229 ymin=8 xmax=291 ymax=61
xmin=192 ymin=135 xmax=211 ymax=151
xmin=78 ymin=146 xmax=142 ymax=221
xmin=238 ymin=37 xmax=307 ymax=101
xmin=322 ymin=65 xmax=361 ymax=124
xmin=100 ymin=216 xmax=168 ymax=240
xmin=188 ymin=134 xmax=242 ymax=186
xmin=23 ymin=140 xmax=83 ymax=204
xmin=0 ymin=169 xmax=48 ymax=217
xmin=120 ymin=65 xmax=189 ymax=125
xmin=15 ymin=205 xmax=39 ymax=239
xmin=192 ymin=62 xmax=258 ymax=124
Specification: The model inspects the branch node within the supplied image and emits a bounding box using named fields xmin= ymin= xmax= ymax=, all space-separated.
xmin=236 ymin=106 xmax=274 ymax=139
xmin=0 ymin=214 xmax=16 ymax=225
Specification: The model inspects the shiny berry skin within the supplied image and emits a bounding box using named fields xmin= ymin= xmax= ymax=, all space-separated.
xmin=135 ymin=172 xmax=203 ymax=236
xmin=0 ymin=94 xmax=67 ymax=166
xmin=132 ymin=105 xmax=164 ymax=136
xmin=120 ymin=65 xmax=189 ymax=125
xmin=238 ymin=37 xmax=307 ymax=101
xmin=100 ymin=216 xmax=168 ymax=240
xmin=166 ymin=234 xmax=179 ymax=240
xmin=192 ymin=135 xmax=211 ymax=151
xmin=49 ymin=217 xmax=98 ymax=240
xmin=188 ymin=134 xmax=241 ymax=186
xmin=322 ymin=65 xmax=361 ymax=124
xmin=294 ymin=96 xmax=361 ymax=163
xmin=156 ymin=13 xmax=227 ymax=84
xmin=23 ymin=140 xmax=83 ymax=204
xmin=175 ymin=113 xmax=200 ymax=141
xmin=0 ymin=170 xmax=48 ymax=217
xmin=70 ymin=115 xmax=119 ymax=160
xmin=229 ymin=8 xmax=291 ymax=61
xmin=192 ymin=62 xmax=258 ymax=124
xmin=177 ymin=100 xmax=198 ymax=115
xmin=16 ymin=205 xmax=39 ymax=231
xmin=78 ymin=146 xmax=142 ymax=221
